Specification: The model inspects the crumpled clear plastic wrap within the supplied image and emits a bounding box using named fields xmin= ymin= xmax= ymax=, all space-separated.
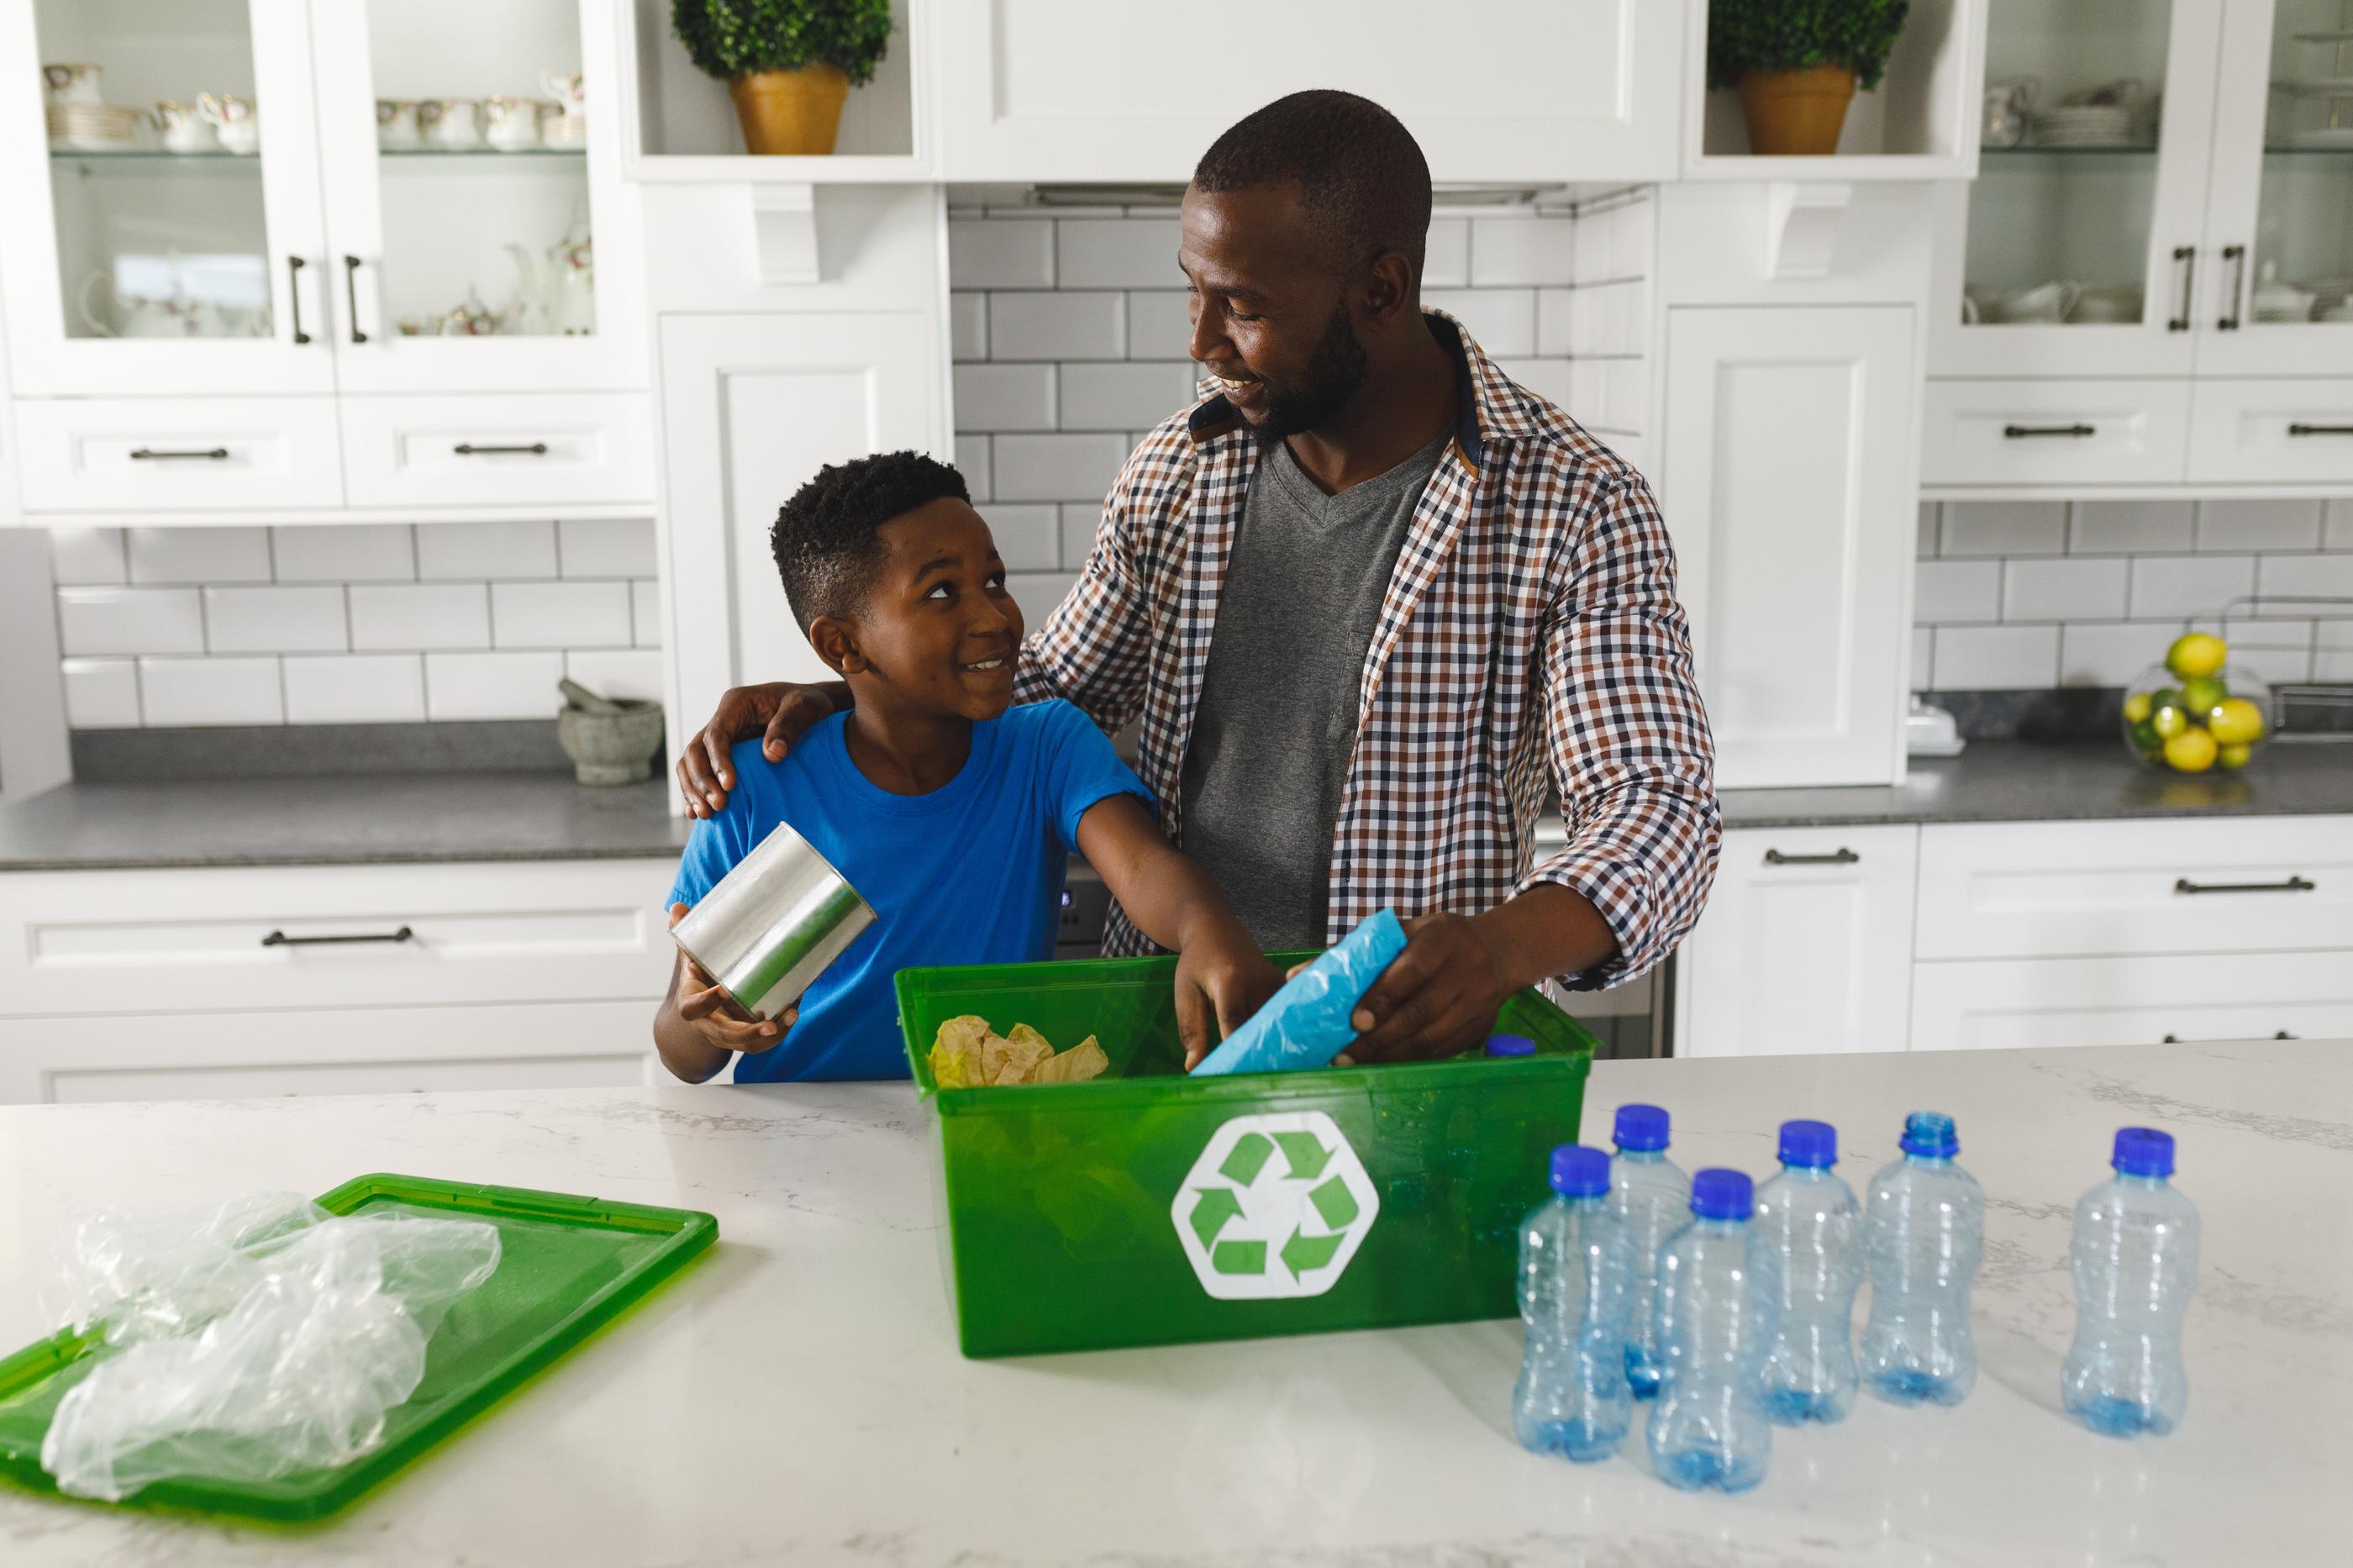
xmin=39 ymin=1192 xmax=499 ymax=1502
xmin=1192 ymin=908 xmax=1409 ymax=1076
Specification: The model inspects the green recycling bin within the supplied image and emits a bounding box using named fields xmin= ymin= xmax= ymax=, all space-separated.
xmin=895 ymin=953 xmax=1596 ymax=1358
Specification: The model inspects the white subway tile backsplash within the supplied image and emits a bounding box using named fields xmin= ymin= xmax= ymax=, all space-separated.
xmin=955 ymin=434 xmax=992 ymax=502
xmin=138 ymin=655 xmax=283 ymax=726
xmin=2219 ymin=617 xmax=2316 ymax=686
xmin=558 ymin=518 xmax=658 ymax=578
xmin=1126 ymin=290 xmax=1192 ymax=361
xmin=1469 ymin=217 xmax=1577 ymax=287
xmin=1608 ymin=199 xmax=1653 ymax=280
xmin=1059 ymin=503 xmax=1101 ymax=571
xmin=1422 ymin=218 xmax=1469 ymax=288
xmin=2058 ymin=623 xmax=2163 ymax=687
xmin=1055 ymin=218 xmax=1180 ymax=289
xmin=633 ymin=580 xmax=662 ymax=648
xmin=1914 ymin=560 xmax=2001 ymax=624
xmin=1940 ymin=501 xmax=2066 ymax=558
xmin=1917 ymin=502 xmax=1940 ymax=558
xmin=1536 ymin=289 xmax=1574 ymax=357
xmin=1575 ymin=208 xmax=1609 ymax=280
xmin=1497 ymin=358 xmax=1572 ymax=411
xmin=982 ymin=503 xmax=1061 ymax=571
xmin=2068 ymin=500 xmax=2193 ymax=555
xmin=2197 ymin=498 xmax=2323 ymax=553
xmin=989 ymin=292 xmax=1126 ymax=360
xmin=1421 ymin=288 xmax=1536 ymax=357
xmin=948 ymin=218 xmax=1054 ymax=289
xmin=1570 ymin=360 xmax=1608 ymax=427
xmin=992 ymin=433 xmax=1130 ymax=502
xmin=416 ymin=518 xmax=556 ymax=580
xmin=270 ymin=524 xmax=413 ymax=583
xmin=424 ymin=651 xmax=564 ymax=720
xmin=1604 ymin=359 xmax=1649 ymax=432
xmin=349 ymin=583 xmax=491 ymax=651
xmin=564 ymin=649 xmax=665 ymax=703
xmin=127 ymin=526 xmax=270 ymax=584
xmin=949 ymin=292 xmax=988 ymax=361
xmin=955 ymin=363 xmax=1058 ymax=432
xmin=1058 ymin=361 xmax=1198 ymax=432
xmin=2256 ymin=551 xmax=2353 ymax=603
xmin=1911 ymin=626 xmax=1934 ymax=689
xmin=2318 ymin=620 xmax=2353 ymax=681
xmin=1006 ymin=571 xmax=1080 ymax=623
xmin=202 ymin=586 xmax=346 ymax=653
xmin=2003 ymin=557 xmax=2127 ymax=623
xmin=282 ymin=654 xmax=427 ymax=723
xmin=57 ymin=587 xmax=204 ymax=656
xmin=1932 ymin=624 xmax=2060 ymax=689
xmin=61 ymin=658 xmax=139 ymax=728
xmin=1605 ymin=432 xmax=1645 ymax=471
xmin=48 ymin=528 xmax=126 ymax=586
xmin=2329 ymin=500 xmax=2353 ymax=550
xmin=2131 ymin=554 xmax=2254 ymax=618
xmin=492 ymin=581 xmax=632 ymax=650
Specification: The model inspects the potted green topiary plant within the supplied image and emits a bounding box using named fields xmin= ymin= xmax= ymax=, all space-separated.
xmin=672 ymin=0 xmax=894 ymax=156
xmin=1708 ymin=0 xmax=1911 ymax=156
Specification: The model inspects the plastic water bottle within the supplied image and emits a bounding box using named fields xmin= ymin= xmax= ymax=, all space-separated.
xmin=1861 ymin=1111 xmax=1983 ymax=1408
xmin=1514 ymin=1145 xmax=1636 ymax=1462
xmin=1646 ymin=1168 xmax=1776 ymax=1493
xmin=1608 ymin=1103 xmax=1690 ymax=1400
xmin=2064 ymin=1128 xmax=2198 ymax=1439
xmin=1753 ymin=1118 xmax=1863 ymax=1424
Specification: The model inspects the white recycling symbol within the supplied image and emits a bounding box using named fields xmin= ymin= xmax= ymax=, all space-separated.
xmin=1171 ymin=1111 xmax=1381 ymax=1301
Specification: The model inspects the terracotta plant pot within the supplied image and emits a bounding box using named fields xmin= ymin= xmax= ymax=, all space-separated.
xmin=1736 ymin=64 xmax=1857 ymax=155
xmin=728 ymin=66 xmax=850 ymax=155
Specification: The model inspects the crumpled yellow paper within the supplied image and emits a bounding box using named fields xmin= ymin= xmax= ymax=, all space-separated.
xmin=929 ymin=1016 xmax=1109 ymax=1088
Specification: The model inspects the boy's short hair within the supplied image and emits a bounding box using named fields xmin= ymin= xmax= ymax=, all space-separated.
xmin=769 ymin=450 xmax=971 ymax=631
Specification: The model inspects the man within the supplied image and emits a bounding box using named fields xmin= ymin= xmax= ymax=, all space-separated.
xmin=678 ymin=91 xmax=1720 ymax=1061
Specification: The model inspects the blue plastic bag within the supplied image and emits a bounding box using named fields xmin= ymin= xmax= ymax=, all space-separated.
xmin=1192 ymin=909 xmax=1409 ymax=1076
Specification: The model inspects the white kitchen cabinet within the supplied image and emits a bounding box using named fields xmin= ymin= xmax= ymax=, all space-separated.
xmin=1920 ymin=377 xmax=2193 ymax=488
xmin=930 ymin=0 xmax=1683 ymax=185
xmin=336 ymin=392 xmax=654 ymax=510
xmin=1673 ymin=824 xmax=1921 ymax=1059
xmin=1662 ymin=306 xmax=1916 ymax=788
xmin=1908 ymin=950 xmax=2353 ymax=1052
xmin=2186 ymin=377 xmax=2353 ymax=484
xmin=657 ymin=309 xmax=949 ymax=766
xmin=11 ymin=394 xmax=346 ymax=513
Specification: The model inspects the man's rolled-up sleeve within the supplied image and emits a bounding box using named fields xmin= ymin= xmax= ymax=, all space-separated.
xmin=1519 ymin=472 xmax=1721 ymax=990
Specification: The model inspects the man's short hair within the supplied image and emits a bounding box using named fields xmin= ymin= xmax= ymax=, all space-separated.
xmin=1191 ymin=90 xmax=1433 ymax=281
xmin=768 ymin=450 xmax=969 ymax=631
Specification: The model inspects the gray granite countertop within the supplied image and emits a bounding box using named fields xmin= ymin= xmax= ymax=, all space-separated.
xmin=0 ymin=773 xmax=688 ymax=872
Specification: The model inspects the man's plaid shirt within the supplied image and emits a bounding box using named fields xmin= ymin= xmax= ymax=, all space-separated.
xmin=1012 ymin=313 xmax=1720 ymax=988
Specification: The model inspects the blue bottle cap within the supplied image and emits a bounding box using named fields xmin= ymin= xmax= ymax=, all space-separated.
xmin=1689 ymin=1167 xmax=1753 ymax=1221
xmin=1484 ymin=1034 xmax=1536 ymax=1059
xmin=1613 ymin=1102 xmax=1670 ymax=1152
xmin=1898 ymin=1111 xmax=1960 ymax=1159
xmin=2113 ymin=1127 xmax=2175 ymax=1178
xmin=1550 ymin=1144 xmax=1612 ymax=1198
xmin=1778 ymin=1118 xmax=1838 ymax=1168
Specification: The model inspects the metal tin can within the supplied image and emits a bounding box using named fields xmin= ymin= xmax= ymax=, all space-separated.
xmin=671 ymin=823 xmax=875 ymax=1020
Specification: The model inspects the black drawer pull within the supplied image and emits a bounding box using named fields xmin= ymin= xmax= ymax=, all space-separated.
xmin=129 ymin=447 xmax=229 ymax=461
xmin=2173 ymin=876 xmax=2314 ymax=896
xmin=2168 ymin=245 xmax=2195 ymax=332
xmin=2287 ymin=423 xmax=2353 ymax=437
xmin=2003 ymin=423 xmax=2096 ymax=439
xmin=1764 ymin=848 xmax=1861 ymax=866
xmin=343 ymin=255 xmax=369 ymax=345
xmin=287 ymin=255 xmax=310 ymax=345
xmin=453 ymin=442 xmax=549 ymax=456
xmin=261 ymin=925 xmax=414 ymax=947
xmin=2165 ymin=1030 xmax=2296 ymax=1043
xmin=2218 ymin=245 xmax=2245 ymax=332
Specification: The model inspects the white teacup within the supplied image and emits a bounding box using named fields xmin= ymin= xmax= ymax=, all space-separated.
xmin=199 ymin=92 xmax=257 ymax=154
xmin=1992 ymin=280 xmax=2082 ymax=324
xmin=43 ymin=63 xmax=103 ymax=107
xmin=155 ymin=101 xmax=217 ymax=154
xmin=2071 ymin=285 xmax=2143 ymax=324
xmin=419 ymin=97 xmax=480 ymax=150
xmin=540 ymin=70 xmax=585 ymax=113
xmin=482 ymin=96 xmax=547 ymax=151
xmin=376 ymin=99 xmax=420 ymax=150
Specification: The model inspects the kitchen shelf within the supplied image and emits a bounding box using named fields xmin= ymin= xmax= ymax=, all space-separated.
xmin=377 ymin=146 xmax=587 ymax=160
xmin=1983 ymin=144 xmax=2160 ymax=157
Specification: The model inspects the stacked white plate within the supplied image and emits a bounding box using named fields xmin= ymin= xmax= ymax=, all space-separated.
xmin=46 ymin=103 xmax=145 ymax=150
xmin=2033 ymin=105 xmax=2140 ymax=147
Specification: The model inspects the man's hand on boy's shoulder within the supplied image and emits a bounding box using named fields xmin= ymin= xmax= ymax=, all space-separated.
xmin=676 ymin=681 xmax=850 ymax=819
xmin=1175 ymin=933 xmax=1283 ymax=1071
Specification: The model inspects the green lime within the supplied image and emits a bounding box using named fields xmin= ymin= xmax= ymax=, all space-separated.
xmin=2218 ymin=742 xmax=2252 ymax=770
xmin=2122 ymin=691 xmax=2153 ymax=723
xmin=2152 ymin=704 xmax=2189 ymax=739
xmin=2129 ymin=717 xmax=2163 ymax=756
xmin=2181 ymin=675 xmax=2229 ymax=715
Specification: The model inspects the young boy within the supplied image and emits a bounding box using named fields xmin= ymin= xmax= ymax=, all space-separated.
xmin=655 ymin=450 xmax=1280 ymax=1084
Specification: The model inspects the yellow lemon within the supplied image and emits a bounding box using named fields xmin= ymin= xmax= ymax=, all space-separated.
xmin=2163 ymin=726 xmax=2219 ymax=773
xmin=2151 ymin=704 xmax=2189 ymax=739
xmin=2208 ymin=697 xmax=2266 ymax=747
xmin=2166 ymin=632 xmax=2227 ymax=680
xmin=2219 ymin=743 xmax=2252 ymax=770
xmin=2121 ymin=691 xmax=2152 ymax=724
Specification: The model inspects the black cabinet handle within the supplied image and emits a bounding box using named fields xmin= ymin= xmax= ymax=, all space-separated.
xmin=343 ymin=255 xmax=368 ymax=345
xmin=2165 ymin=1030 xmax=2296 ymax=1043
xmin=453 ymin=442 xmax=550 ymax=456
xmin=287 ymin=255 xmax=310 ymax=345
xmin=129 ymin=446 xmax=229 ymax=461
xmin=1764 ymin=848 xmax=1861 ymax=866
xmin=2218 ymin=244 xmax=2245 ymax=331
xmin=2003 ymin=423 xmax=2097 ymax=439
xmin=2168 ymin=245 xmax=2195 ymax=332
xmin=2288 ymin=423 xmax=2353 ymax=437
xmin=2173 ymin=876 xmax=2314 ymax=896
xmin=261 ymin=925 xmax=414 ymax=947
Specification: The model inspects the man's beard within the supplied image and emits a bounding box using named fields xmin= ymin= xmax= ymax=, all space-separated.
xmin=1251 ymin=303 xmax=1369 ymax=445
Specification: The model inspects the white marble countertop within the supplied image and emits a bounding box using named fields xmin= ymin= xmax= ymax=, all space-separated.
xmin=2 ymin=1039 xmax=2346 ymax=1566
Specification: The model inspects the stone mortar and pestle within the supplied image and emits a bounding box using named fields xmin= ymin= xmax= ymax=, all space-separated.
xmin=556 ymin=677 xmax=665 ymax=786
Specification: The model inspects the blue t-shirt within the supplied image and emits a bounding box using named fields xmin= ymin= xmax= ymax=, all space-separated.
xmin=666 ymin=699 xmax=1151 ymax=1082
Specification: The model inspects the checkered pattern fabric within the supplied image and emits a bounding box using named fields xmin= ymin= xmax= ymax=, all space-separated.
xmin=1012 ymin=313 xmax=1719 ymax=988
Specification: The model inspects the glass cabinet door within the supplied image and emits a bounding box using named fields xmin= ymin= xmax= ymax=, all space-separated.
xmin=1939 ymin=0 xmax=2227 ymax=376
xmin=309 ymin=0 xmax=635 ymax=393
xmin=0 ymin=0 xmax=331 ymax=394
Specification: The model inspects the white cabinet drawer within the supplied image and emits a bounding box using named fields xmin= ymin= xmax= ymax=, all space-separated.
xmin=1908 ymin=951 xmax=2353 ymax=1054
xmin=13 ymin=397 xmax=345 ymax=513
xmin=2187 ymin=378 xmax=2353 ymax=484
xmin=1921 ymin=379 xmax=2190 ymax=487
xmin=0 ymin=860 xmax=678 ymax=1018
xmin=1915 ymin=817 xmax=2353 ymax=960
xmin=339 ymin=392 xmax=654 ymax=509
xmin=0 ymin=1000 xmax=657 ymax=1104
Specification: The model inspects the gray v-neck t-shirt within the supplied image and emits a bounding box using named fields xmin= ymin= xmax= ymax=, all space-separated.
xmin=1177 ymin=429 xmax=1453 ymax=950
